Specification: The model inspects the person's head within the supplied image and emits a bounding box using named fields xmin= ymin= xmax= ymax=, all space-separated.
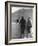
xmin=28 ymin=17 xmax=31 ymax=21
xmin=21 ymin=16 xmax=24 ymax=19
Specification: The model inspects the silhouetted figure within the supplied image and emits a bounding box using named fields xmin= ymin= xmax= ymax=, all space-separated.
xmin=20 ymin=16 xmax=26 ymax=38
xmin=27 ymin=17 xmax=32 ymax=38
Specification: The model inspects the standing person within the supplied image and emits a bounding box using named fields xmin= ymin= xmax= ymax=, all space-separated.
xmin=19 ymin=16 xmax=26 ymax=38
xmin=27 ymin=17 xmax=32 ymax=38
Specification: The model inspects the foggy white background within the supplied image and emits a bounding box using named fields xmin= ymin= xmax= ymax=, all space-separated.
xmin=0 ymin=0 xmax=38 ymax=46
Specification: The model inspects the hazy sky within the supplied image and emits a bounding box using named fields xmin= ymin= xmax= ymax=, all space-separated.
xmin=11 ymin=7 xmax=32 ymax=13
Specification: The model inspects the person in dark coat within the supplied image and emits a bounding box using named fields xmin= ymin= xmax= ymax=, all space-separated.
xmin=20 ymin=16 xmax=26 ymax=38
xmin=27 ymin=17 xmax=32 ymax=37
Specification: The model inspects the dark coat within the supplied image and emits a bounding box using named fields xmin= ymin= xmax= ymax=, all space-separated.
xmin=20 ymin=18 xmax=26 ymax=33
xmin=27 ymin=20 xmax=32 ymax=33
